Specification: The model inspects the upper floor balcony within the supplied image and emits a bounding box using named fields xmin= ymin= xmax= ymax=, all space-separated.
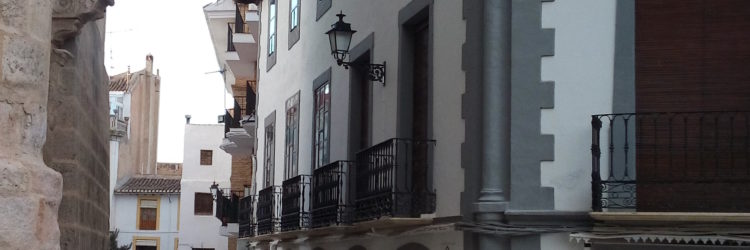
xmin=244 ymin=138 xmax=437 ymax=241
xmin=280 ymin=175 xmax=311 ymax=232
xmin=256 ymin=185 xmax=281 ymax=236
xmin=225 ymin=3 xmax=258 ymax=82
xmin=220 ymin=90 xmax=256 ymax=156
xmin=238 ymin=194 xmax=256 ymax=238
xmin=109 ymin=114 xmax=128 ymax=138
xmin=354 ymin=138 xmax=436 ymax=222
xmin=215 ymin=188 xmax=242 ymax=237
xmin=591 ymin=111 xmax=750 ymax=219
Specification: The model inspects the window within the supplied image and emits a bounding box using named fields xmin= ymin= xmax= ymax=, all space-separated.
xmin=313 ymin=82 xmax=331 ymax=168
xmin=200 ymin=150 xmax=212 ymax=165
xmin=290 ymin=0 xmax=299 ymax=30
xmin=133 ymin=237 xmax=160 ymax=250
xmin=316 ymin=0 xmax=332 ymax=21
xmin=264 ymin=121 xmax=276 ymax=187
xmin=194 ymin=193 xmax=213 ymax=215
xmin=268 ymin=0 xmax=277 ymax=55
xmin=284 ymin=92 xmax=300 ymax=179
xmin=137 ymin=197 xmax=159 ymax=230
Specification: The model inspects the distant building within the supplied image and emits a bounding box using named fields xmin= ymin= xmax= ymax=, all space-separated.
xmin=178 ymin=124 xmax=234 ymax=250
xmin=113 ymin=177 xmax=181 ymax=250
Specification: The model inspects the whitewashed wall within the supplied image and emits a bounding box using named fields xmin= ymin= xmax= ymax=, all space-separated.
xmin=253 ymin=0 xmax=465 ymax=218
xmin=178 ymin=124 xmax=232 ymax=250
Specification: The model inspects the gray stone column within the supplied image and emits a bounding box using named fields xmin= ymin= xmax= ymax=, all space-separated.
xmin=0 ymin=0 xmax=62 ymax=249
xmin=476 ymin=0 xmax=512 ymax=248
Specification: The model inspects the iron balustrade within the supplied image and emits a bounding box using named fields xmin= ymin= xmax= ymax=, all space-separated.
xmin=311 ymin=161 xmax=352 ymax=228
xmin=223 ymin=101 xmax=243 ymax=136
xmin=227 ymin=23 xmax=236 ymax=52
xmin=354 ymin=138 xmax=436 ymax=222
xmin=235 ymin=4 xmax=247 ymax=33
xmin=280 ymin=175 xmax=311 ymax=232
xmin=592 ymin=111 xmax=750 ymax=212
xmin=215 ymin=188 xmax=241 ymax=225
xmin=256 ymin=186 xmax=281 ymax=235
xmin=238 ymin=195 xmax=256 ymax=238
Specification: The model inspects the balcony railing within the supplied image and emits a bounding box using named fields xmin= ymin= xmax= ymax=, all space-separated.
xmin=235 ymin=4 xmax=247 ymax=34
xmin=354 ymin=138 xmax=436 ymax=222
xmin=109 ymin=115 xmax=127 ymax=137
xmin=311 ymin=161 xmax=353 ymax=228
xmin=280 ymin=175 xmax=311 ymax=232
xmin=591 ymin=111 xmax=750 ymax=212
xmin=256 ymin=186 xmax=281 ymax=235
xmin=224 ymin=102 xmax=243 ymax=135
xmin=227 ymin=23 xmax=236 ymax=52
xmin=238 ymin=195 xmax=256 ymax=238
xmin=215 ymin=188 xmax=241 ymax=225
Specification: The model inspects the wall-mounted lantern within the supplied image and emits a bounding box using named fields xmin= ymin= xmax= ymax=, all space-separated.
xmin=210 ymin=182 xmax=219 ymax=200
xmin=326 ymin=11 xmax=386 ymax=84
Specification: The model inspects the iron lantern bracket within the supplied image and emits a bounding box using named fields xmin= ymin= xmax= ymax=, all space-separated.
xmin=338 ymin=60 xmax=386 ymax=85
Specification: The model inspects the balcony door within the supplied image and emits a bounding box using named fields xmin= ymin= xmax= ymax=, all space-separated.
xmin=635 ymin=0 xmax=750 ymax=212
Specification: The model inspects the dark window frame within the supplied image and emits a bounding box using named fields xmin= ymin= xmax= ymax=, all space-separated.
xmin=313 ymin=82 xmax=331 ymax=169
xmin=284 ymin=92 xmax=300 ymax=179
xmin=264 ymin=111 xmax=277 ymax=188
xmin=194 ymin=192 xmax=214 ymax=216
xmin=200 ymin=150 xmax=213 ymax=166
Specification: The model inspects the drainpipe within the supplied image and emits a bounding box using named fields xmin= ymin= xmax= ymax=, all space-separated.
xmin=475 ymin=0 xmax=511 ymax=249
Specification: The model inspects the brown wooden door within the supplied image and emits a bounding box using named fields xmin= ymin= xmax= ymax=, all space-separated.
xmin=635 ymin=0 xmax=750 ymax=212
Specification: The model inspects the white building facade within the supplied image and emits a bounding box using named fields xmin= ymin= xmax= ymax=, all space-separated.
xmin=178 ymin=124 xmax=234 ymax=250
xmin=113 ymin=178 xmax=181 ymax=250
xmin=207 ymin=0 xmax=750 ymax=249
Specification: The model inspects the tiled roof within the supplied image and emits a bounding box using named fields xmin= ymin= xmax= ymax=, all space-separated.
xmin=114 ymin=177 xmax=181 ymax=194
xmin=109 ymin=72 xmax=130 ymax=92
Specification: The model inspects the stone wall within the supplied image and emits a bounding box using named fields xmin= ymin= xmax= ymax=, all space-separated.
xmin=0 ymin=0 xmax=113 ymax=249
xmin=44 ymin=18 xmax=111 ymax=249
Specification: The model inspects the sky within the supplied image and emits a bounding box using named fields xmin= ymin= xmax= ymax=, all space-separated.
xmin=105 ymin=0 xmax=232 ymax=163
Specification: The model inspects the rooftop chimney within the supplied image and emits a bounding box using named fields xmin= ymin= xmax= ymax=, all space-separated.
xmin=185 ymin=115 xmax=192 ymax=124
xmin=145 ymin=54 xmax=154 ymax=75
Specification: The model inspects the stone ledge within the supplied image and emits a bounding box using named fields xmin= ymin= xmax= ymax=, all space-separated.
xmin=591 ymin=212 xmax=750 ymax=223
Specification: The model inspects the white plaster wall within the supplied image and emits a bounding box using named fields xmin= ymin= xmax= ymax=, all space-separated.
xmin=541 ymin=232 xmax=584 ymax=250
xmin=109 ymin=140 xmax=119 ymax=231
xmin=179 ymin=123 xmax=231 ymax=250
xmin=178 ymin=181 xmax=228 ymax=250
xmin=113 ymin=194 xmax=180 ymax=250
xmin=253 ymin=0 xmax=465 ymax=217
xmin=539 ymin=0 xmax=617 ymax=211
xmin=182 ymin=124 xmax=232 ymax=181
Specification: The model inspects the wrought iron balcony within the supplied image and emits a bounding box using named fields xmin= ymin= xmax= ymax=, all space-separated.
xmin=238 ymin=195 xmax=256 ymax=238
xmin=227 ymin=23 xmax=236 ymax=52
xmin=311 ymin=161 xmax=353 ymax=228
xmin=109 ymin=115 xmax=127 ymax=138
xmin=591 ymin=111 xmax=750 ymax=212
xmin=354 ymin=138 xmax=436 ymax=222
xmin=256 ymin=186 xmax=281 ymax=235
xmin=215 ymin=188 xmax=240 ymax=225
xmin=280 ymin=175 xmax=311 ymax=232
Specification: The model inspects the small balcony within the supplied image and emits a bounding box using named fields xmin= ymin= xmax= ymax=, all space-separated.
xmin=280 ymin=175 xmax=311 ymax=232
xmin=215 ymin=189 xmax=241 ymax=224
xmin=256 ymin=186 xmax=281 ymax=235
xmin=109 ymin=115 xmax=128 ymax=138
xmin=591 ymin=111 xmax=750 ymax=214
xmin=239 ymin=195 xmax=256 ymax=238
xmin=354 ymin=138 xmax=436 ymax=222
xmin=220 ymin=98 xmax=255 ymax=156
xmin=311 ymin=161 xmax=353 ymax=228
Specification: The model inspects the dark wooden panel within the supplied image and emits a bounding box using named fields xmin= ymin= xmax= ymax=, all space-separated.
xmin=635 ymin=0 xmax=750 ymax=212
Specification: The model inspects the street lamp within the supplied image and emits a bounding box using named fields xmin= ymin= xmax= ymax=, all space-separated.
xmin=326 ymin=11 xmax=386 ymax=84
xmin=210 ymin=182 xmax=219 ymax=200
